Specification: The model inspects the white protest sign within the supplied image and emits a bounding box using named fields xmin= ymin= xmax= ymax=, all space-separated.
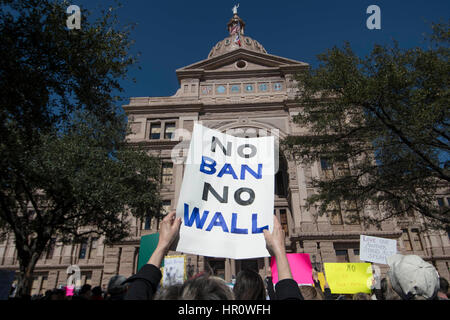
xmin=162 ymin=255 xmax=187 ymax=287
xmin=175 ymin=123 xmax=275 ymax=259
xmin=360 ymin=235 xmax=397 ymax=265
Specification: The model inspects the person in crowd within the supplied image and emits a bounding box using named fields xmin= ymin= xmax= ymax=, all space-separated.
xmin=386 ymin=254 xmax=440 ymax=300
xmin=158 ymin=275 xmax=235 ymax=300
xmin=91 ymin=286 xmax=104 ymax=300
xmin=299 ymin=285 xmax=324 ymax=300
xmin=124 ymin=212 xmax=303 ymax=300
xmin=264 ymin=276 xmax=276 ymax=300
xmin=437 ymin=277 xmax=449 ymax=300
xmin=50 ymin=288 xmax=66 ymax=300
xmin=106 ymin=275 xmax=128 ymax=300
xmin=312 ymin=268 xmax=333 ymax=300
xmin=352 ymin=292 xmax=371 ymax=300
xmin=233 ymin=269 xmax=266 ymax=300
xmin=73 ymin=284 xmax=92 ymax=300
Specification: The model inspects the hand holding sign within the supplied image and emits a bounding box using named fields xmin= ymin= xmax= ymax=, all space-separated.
xmin=148 ymin=212 xmax=182 ymax=268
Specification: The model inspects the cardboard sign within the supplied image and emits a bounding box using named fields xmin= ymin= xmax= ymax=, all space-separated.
xmin=162 ymin=255 xmax=187 ymax=287
xmin=137 ymin=233 xmax=163 ymax=272
xmin=270 ymin=253 xmax=314 ymax=285
xmin=176 ymin=124 xmax=275 ymax=259
xmin=360 ymin=235 xmax=397 ymax=265
xmin=317 ymin=272 xmax=326 ymax=291
xmin=324 ymin=263 xmax=373 ymax=294
xmin=0 ymin=270 xmax=15 ymax=300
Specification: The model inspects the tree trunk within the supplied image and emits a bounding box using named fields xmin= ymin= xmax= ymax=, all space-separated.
xmin=14 ymin=252 xmax=41 ymax=298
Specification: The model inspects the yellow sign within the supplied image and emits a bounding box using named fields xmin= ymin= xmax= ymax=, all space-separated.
xmin=317 ymin=272 xmax=326 ymax=291
xmin=324 ymin=263 xmax=373 ymax=294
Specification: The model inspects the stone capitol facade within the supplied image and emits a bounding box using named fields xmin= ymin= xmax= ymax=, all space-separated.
xmin=1 ymin=10 xmax=449 ymax=296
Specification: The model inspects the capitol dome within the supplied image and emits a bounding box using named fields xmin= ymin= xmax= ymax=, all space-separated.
xmin=207 ymin=12 xmax=267 ymax=59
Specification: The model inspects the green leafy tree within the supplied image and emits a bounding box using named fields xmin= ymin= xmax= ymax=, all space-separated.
xmin=284 ymin=22 xmax=449 ymax=229
xmin=0 ymin=0 xmax=162 ymax=296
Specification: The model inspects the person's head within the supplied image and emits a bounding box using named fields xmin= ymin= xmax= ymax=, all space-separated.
xmin=380 ymin=277 xmax=401 ymax=300
xmin=439 ymin=278 xmax=449 ymax=295
xmin=79 ymin=284 xmax=92 ymax=298
xmin=353 ymin=292 xmax=370 ymax=300
xmin=107 ymin=275 xmax=128 ymax=297
xmin=50 ymin=289 xmax=65 ymax=300
xmin=156 ymin=275 xmax=234 ymax=300
xmin=387 ymin=254 xmax=439 ymax=300
xmin=299 ymin=285 xmax=323 ymax=300
xmin=155 ymin=284 xmax=183 ymax=300
xmin=233 ymin=269 xmax=266 ymax=300
xmin=91 ymin=286 xmax=103 ymax=297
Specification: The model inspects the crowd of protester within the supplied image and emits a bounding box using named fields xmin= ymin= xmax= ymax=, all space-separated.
xmin=8 ymin=213 xmax=450 ymax=301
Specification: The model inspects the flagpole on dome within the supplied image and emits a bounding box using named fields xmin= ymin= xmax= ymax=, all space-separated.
xmin=229 ymin=4 xmax=244 ymax=47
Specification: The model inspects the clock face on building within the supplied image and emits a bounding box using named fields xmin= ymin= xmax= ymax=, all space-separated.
xmin=216 ymin=85 xmax=226 ymax=94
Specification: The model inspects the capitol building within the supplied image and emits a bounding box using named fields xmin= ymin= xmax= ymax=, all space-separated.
xmin=1 ymin=9 xmax=449 ymax=295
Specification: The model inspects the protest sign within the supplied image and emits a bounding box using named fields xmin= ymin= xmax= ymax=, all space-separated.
xmin=137 ymin=233 xmax=162 ymax=272
xmin=360 ymin=235 xmax=397 ymax=265
xmin=270 ymin=253 xmax=313 ymax=285
xmin=317 ymin=272 xmax=326 ymax=291
xmin=162 ymin=255 xmax=187 ymax=287
xmin=0 ymin=270 xmax=15 ymax=300
xmin=176 ymin=124 xmax=275 ymax=259
xmin=324 ymin=263 xmax=372 ymax=294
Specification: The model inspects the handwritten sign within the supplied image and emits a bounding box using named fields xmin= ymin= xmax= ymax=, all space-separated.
xmin=324 ymin=263 xmax=372 ymax=294
xmin=270 ymin=253 xmax=313 ymax=285
xmin=162 ymin=255 xmax=187 ymax=287
xmin=360 ymin=235 xmax=397 ymax=265
xmin=176 ymin=124 xmax=275 ymax=259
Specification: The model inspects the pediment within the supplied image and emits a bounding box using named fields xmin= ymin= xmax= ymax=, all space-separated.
xmin=176 ymin=48 xmax=308 ymax=75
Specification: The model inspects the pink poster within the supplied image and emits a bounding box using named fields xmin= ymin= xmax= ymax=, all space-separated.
xmin=270 ymin=253 xmax=313 ymax=285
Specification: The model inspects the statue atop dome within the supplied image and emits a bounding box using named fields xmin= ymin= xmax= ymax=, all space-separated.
xmin=232 ymin=4 xmax=239 ymax=15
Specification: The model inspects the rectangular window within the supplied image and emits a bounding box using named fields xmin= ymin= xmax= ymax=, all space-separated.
xmin=45 ymin=238 xmax=56 ymax=260
xmin=411 ymin=229 xmax=424 ymax=251
xmin=164 ymin=123 xmax=176 ymax=140
xmin=162 ymin=200 xmax=171 ymax=215
xmin=353 ymin=249 xmax=360 ymax=256
xmin=40 ymin=276 xmax=48 ymax=295
xmin=320 ymin=158 xmax=331 ymax=170
xmin=78 ymin=238 xmax=88 ymax=259
xmin=150 ymin=123 xmax=161 ymax=140
xmin=279 ymin=209 xmax=289 ymax=234
xmin=335 ymin=250 xmax=349 ymax=263
xmin=89 ymin=237 xmax=98 ymax=259
xmin=329 ymin=203 xmax=343 ymax=225
xmin=144 ymin=216 xmax=152 ymax=230
xmin=162 ymin=162 xmax=174 ymax=185
xmin=402 ymin=229 xmax=413 ymax=251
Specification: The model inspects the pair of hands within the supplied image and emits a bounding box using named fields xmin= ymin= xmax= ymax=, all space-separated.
xmin=154 ymin=211 xmax=286 ymax=259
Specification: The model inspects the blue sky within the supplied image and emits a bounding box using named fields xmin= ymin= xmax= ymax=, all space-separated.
xmin=76 ymin=0 xmax=449 ymax=100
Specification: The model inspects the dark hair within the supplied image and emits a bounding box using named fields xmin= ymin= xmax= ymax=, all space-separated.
xmin=79 ymin=284 xmax=92 ymax=295
xmin=92 ymin=286 xmax=103 ymax=296
xmin=439 ymin=277 xmax=449 ymax=294
xmin=233 ymin=269 xmax=266 ymax=300
xmin=353 ymin=292 xmax=371 ymax=300
xmin=299 ymin=285 xmax=324 ymax=300
xmin=155 ymin=284 xmax=183 ymax=300
xmin=156 ymin=275 xmax=234 ymax=300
